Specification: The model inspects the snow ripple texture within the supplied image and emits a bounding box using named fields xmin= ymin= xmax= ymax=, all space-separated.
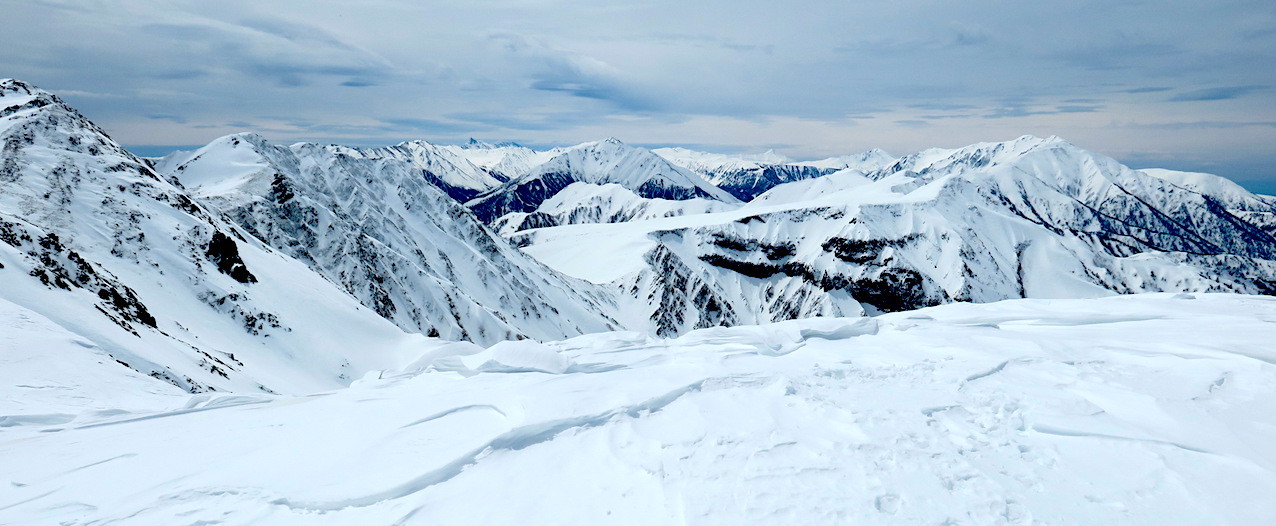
xmin=4 ymin=294 xmax=1276 ymax=525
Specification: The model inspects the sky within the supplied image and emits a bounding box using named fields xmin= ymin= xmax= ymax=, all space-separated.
xmin=3 ymin=0 xmax=1275 ymax=191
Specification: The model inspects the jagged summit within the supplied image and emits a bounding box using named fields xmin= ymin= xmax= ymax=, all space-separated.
xmin=464 ymin=137 xmax=524 ymax=149
xmin=161 ymin=131 xmax=620 ymax=344
xmin=0 ymin=79 xmax=419 ymax=395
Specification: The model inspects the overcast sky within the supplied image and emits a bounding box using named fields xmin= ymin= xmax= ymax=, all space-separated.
xmin=4 ymin=0 xmax=1275 ymax=191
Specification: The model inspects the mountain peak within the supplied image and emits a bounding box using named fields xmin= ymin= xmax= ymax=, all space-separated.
xmin=221 ymin=131 xmax=271 ymax=146
xmin=463 ymin=138 xmax=526 ymax=150
xmin=0 ymin=78 xmax=50 ymax=97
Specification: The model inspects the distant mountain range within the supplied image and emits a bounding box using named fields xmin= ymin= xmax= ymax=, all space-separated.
xmin=4 ymin=78 xmax=1276 ymax=392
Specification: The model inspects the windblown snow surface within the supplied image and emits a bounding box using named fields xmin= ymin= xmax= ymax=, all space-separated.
xmin=4 ymin=293 xmax=1276 ymax=525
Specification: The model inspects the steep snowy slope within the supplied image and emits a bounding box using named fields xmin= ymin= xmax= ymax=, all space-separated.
xmin=1143 ymin=168 xmax=1276 ymax=234
xmin=467 ymin=138 xmax=737 ymax=223
xmin=0 ymin=79 xmax=423 ymax=395
xmin=5 ymin=294 xmax=1276 ymax=525
xmin=355 ymin=140 xmax=506 ymax=202
xmin=652 ymin=147 xmax=793 ymax=174
xmin=0 ymin=297 xmax=188 ymax=416
xmin=654 ymin=147 xmax=831 ymax=201
xmin=516 ymin=136 xmax=1276 ymax=335
xmin=165 ymin=133 xmax=620 ymax=344
xmin=440 ymin=139 xmax=557 ymax=181
xmin=492 ymin=183 xmax=736 ymax=236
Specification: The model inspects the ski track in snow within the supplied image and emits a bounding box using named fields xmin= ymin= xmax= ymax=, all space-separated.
xmin=3 ymin=293 xmax=1276 ymax=525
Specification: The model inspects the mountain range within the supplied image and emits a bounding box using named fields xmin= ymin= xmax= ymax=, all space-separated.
xmin=4 ymin=78 xmax=1276 ymax=392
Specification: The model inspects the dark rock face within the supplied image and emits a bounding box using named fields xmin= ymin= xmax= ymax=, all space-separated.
xmin=822 ymin=235 xmax=921 ymax=265
xmin=422 ymin=170 xmax=482 ymax=202
xmin=469 ymin=172 xmax=725 ymax=224
xmin=467 ymin=172 xmax=577 ymax=223
xmin=712 ymin=165 xmax=832 ymax=201
xmin=0 ymin=221 xmax=157 ymax=333
xmin=206 ymin=231 xmax=257 ymax=284
xmin=634 ymin=179 xmax=720 ymax=201
xmin=695 ymin=241 xmax=940 ymax=313
xmin=641 ymin=245 xmax=738 ymax=337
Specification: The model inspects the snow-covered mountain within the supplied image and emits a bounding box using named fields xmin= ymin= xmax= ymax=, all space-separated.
xmin=467 ymin=138 xmax=738 ymax=223
xmin=162 ymin=133 xmax=620 ymax=344
xmin=440 ymin=139 xmax=558 ymax=181
xmin=651 ymin=147 xmax=793 ymax=174
xmin=514 ymin=135 xmax=1276 ymax=335
xmin=655 ymin=146 xmax=897 ymax=201
xmin=354 ymin=140 xmax=507 ymax=202
xmin=0 ymin=79 xmax=425 ymax=395
xmin=7 ymin=77 xmax=1276 ymax=376
xmin=1142 ymin=168 xmax=1276 ymax=234
xmin=491 ymin=182 xmax=736 ymax=237
xmin=790 ymin=148 xmax=896 ymax=171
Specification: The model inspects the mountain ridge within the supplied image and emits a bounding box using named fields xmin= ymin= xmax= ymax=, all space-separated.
xmin=5 ymin=78 xmax=1275 ymax=366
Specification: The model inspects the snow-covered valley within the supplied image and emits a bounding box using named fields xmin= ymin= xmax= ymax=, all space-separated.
xmin=4 ymin=78 xmax=1276 ymax=524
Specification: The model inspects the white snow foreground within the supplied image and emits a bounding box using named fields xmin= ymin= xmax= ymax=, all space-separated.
xmin=4 ymin=294 xmax=1276 ymax=525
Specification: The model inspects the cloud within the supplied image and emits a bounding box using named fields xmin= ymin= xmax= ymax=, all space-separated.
xmin=146 ymin=114 xmax=188 ymax=124
xmin=981 ymin=101 xmax=1103 ymax=119
xmin=50 ymin=88 xmax=121 ymax=99
xmin=486 ymin=32 xmax=656 ymax=111
xmin=1054 ymin=43 xmax=1184 ymax=71
xmin=1169 ymin=86 xmax=1267 ymax=102
xmin=0 ymin=0 xmax=1271 ymax=192
xmin=1056 ymin=105 xmax=1102 ymax=113
xmin=1134 ymin=121 xmax=1276 ymax=130
xmin=908 ymin=103 xmax=978 ymax=111
xmin=136 ymin=16 xmax=398 ymax=88
xmin=379 ymin=118 xmax=491 ymax=135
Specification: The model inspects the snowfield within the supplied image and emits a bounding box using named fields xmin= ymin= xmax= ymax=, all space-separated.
xmin=4 ymin=293 xmax=1276 ymax=525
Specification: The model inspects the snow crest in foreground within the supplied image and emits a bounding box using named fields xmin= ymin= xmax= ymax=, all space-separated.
xmin=3 ymin=294 xmax=1276 ymax=525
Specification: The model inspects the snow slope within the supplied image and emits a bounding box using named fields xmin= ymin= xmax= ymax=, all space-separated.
xmin=492 ymin=182 xmax=736 ymax=236
xmin=4 ymin=294 xmax=1276 ymax=525
xmin=467 ymin=138 xmax=737 ymax=223
xmin=0 ymin=298 xmax=187 ymax=416
xmin=1143 ymin=168 xmax=1276 ymax=234
xmin=652 ymin=147 xmax=793 ymax=175
xmin=357 ymin=140 xmax=507 ymax=202
xmin=790 ymin=148 xmax=896 ymax=171
xmin=440 ymin=139 xmax=558 ymax=181
xmin=655 ymin=146 xmax=896 ymax=201
xmin=0 ymin=79 xmax=423 ymax=395
xmin=164 ymin=133 xmax=620 ymax=344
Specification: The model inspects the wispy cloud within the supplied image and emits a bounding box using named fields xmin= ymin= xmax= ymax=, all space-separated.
xmin=1169 ymin=85 xmax=1267 ymax=102
xmin=0 ymin=0 xmax=1271 ymax=190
